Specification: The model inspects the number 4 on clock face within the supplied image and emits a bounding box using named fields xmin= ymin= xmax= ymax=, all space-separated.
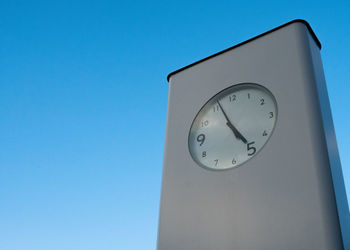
xmin=188 ymin=83 xmax=277 ymax=170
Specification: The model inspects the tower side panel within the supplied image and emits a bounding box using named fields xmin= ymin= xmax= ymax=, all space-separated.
xmin=307 ymin=31 xmax=350 ymax=250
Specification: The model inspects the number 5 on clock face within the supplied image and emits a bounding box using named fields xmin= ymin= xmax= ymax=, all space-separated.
xmin=188 ymin=83 xmax=277 ymax=170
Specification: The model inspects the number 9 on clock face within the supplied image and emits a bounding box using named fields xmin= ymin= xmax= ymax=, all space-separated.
xmin=188 ymin=83 xmax=277 ymax=170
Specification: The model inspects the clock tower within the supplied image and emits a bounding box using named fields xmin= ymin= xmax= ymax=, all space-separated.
xmin=157 ymin=20 xmax=349 ymax=250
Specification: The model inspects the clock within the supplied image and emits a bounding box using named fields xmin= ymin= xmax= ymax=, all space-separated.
xmin=188 ymin=83 xmax=277 ymax=170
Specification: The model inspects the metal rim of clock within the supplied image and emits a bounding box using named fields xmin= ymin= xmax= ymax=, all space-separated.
xmin=188 ymin=82 xmax=278 ymax=171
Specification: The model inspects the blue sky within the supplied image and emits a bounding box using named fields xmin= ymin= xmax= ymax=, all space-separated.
xmin=0 ymin=1 xmax=349 ymax=249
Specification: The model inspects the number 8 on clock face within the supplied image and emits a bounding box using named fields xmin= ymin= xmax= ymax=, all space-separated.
xmin=188 ymin=83 xmax=278 ymax=170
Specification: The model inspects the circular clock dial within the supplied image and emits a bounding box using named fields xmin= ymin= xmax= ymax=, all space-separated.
xmin=188 ymin=83 xmax=277 ymax=170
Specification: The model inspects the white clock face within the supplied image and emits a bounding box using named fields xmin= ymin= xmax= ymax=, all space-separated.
xmin=188 ymin=83 xmax=277 ymax=170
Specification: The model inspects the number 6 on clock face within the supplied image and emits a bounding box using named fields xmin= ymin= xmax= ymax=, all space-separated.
xmin=188 ymin=83 xmax=278 ymax=170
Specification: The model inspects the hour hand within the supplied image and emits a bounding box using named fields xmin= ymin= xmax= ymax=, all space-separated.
xmin=226 ymin=121 xmax=248 ymax=144
xmin=217 ymin=101 xmax=247 ymax=144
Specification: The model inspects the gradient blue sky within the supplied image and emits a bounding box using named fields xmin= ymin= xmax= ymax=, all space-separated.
xmin=0 ymin=1 xmax=349 ymax=249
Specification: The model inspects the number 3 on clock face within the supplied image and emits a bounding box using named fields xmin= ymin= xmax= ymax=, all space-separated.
xmin=188 ymin=83 xmax=278 ymax=170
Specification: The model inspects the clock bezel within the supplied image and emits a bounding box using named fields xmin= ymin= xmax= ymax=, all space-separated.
xmin=188 ymin=82 xmax=278 ymax=171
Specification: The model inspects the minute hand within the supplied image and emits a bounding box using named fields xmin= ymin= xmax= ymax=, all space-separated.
xmin=217 ymin=101 xmax=248 ymax=144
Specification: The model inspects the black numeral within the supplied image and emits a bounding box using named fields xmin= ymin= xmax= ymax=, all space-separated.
xmin=263 ymin=130 xmax=268 ymax=136
xmin=232 ymin=158 xmax=236 ymax=165
xmin=213 ymin=105 xmax=219 ymax=112
xmin=269 ymin=112 xmax=274 ymax=118
xmin=260 ymin=98 xmax=265 ymax=105
xmin=201 ymin=120 xmax=209 ymax=127
xmin=197 ymin=134 xmax=205 ymax=146
xmin=247 ymin=141 xmax=256 ymax=156
xmin=229 ymin=95 xmax=236 ymax=102
xmin=214 ymin=159 xmax=219 ymax=166
xmin=202 ymin=151 xmax=207 ymax=157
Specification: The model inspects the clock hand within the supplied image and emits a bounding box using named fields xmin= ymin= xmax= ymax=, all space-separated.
xmin=217 ymin=101 xmax=248 ymax=144
xmin=226 ymin=121 xmax=248 ymax=144
xmin=216 ymin=101 xmax=239 ymax=138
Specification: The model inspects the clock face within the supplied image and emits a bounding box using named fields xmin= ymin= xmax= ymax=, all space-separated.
xmin=188 ymin=83 xmax=277 ymax=170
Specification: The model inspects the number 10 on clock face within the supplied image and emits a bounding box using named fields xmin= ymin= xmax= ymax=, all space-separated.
xmin=188 ymin=83 xmax=277 ymax=170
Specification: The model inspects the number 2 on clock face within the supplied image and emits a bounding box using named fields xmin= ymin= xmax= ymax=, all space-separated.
xmin=188 ymin=83 xmax=277 ymax=170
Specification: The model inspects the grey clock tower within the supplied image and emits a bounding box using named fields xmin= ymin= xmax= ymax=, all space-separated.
xmin=157 ymin=20 xmax=349 ymax=250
